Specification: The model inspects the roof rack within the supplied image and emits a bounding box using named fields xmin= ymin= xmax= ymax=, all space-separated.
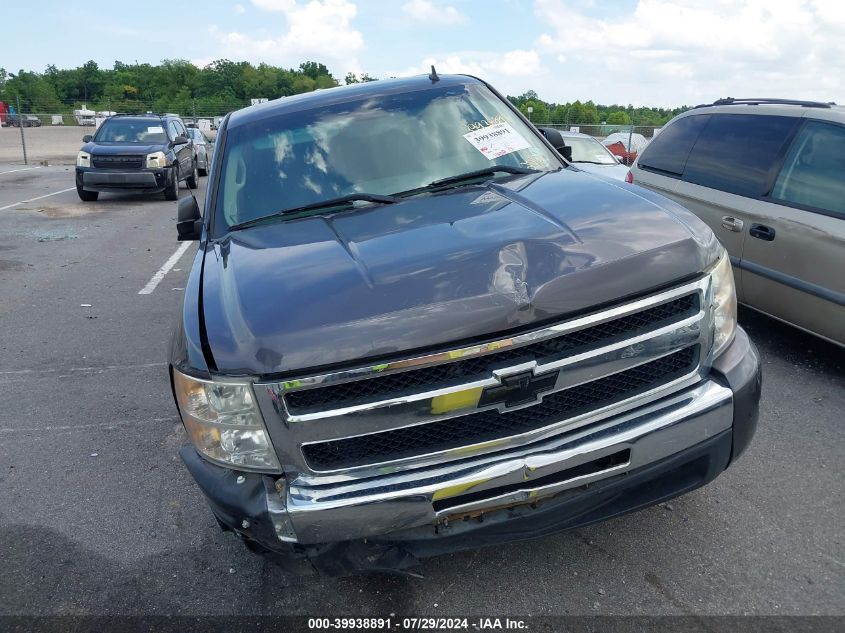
xmin=107 ymin=112 xmax=168 ymax=119
xmin=694 ymin=97 xmax=835 ymax=109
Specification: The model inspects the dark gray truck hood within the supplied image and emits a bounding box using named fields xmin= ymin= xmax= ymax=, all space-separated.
xmin=201 ymin=169 xmax=719 ymax=376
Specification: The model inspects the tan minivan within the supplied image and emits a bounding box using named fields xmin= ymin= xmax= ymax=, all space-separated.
xmin=629 ymin=98 xmax=844 ymax=346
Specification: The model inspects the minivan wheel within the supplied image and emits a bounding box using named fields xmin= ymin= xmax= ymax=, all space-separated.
xmin=164 ymin=166 xmax=180 ymax=200
xmin=76 ymin=185 xmax=98 ymax=202
xmin=186 ymin=160 xmax=199 ymax=189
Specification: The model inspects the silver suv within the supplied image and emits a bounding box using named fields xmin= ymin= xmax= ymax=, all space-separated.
xmin=629 ymin=98 xmax=844 ymax=346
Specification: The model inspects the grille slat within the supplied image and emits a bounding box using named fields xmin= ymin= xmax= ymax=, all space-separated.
xmin=286 ymin=294 xmax=699 ymax=411
xmin=91 ymin=155 xmax=144 ymax=169
xmin=302 ymin=346 xmax=699 ymax=470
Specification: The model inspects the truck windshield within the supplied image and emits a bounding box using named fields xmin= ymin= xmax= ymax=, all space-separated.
xmin=215 ymin=82 xmax=561 ymax=231
xmin=95 ymin=119 xmax=168 ymax=144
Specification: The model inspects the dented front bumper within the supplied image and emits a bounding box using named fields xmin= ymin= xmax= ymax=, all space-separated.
xmin=180 ymin=329 xmax=760 ymax=575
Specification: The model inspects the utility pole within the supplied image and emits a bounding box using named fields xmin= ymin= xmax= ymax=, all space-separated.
xmin=16 ymin=95 xmax=28 ymax=165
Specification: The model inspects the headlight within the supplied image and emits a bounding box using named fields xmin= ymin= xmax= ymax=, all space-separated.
xmin=173 ymin=370 xmax=281 ymax=472
xmin=709 ymin=250 xmax=737 ymax=357
xmin=76 ymin=151 xmax=91 ymax=167
xmin=146 ymin=151 xmax=169 ymax=168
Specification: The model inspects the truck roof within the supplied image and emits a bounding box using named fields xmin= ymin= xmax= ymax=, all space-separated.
xmin=227 ymin=74 xmax=483 ymax=130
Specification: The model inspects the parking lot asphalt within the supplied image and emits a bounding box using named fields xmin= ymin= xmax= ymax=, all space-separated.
xmin=0 ymin=165 xmax=843 ymax=617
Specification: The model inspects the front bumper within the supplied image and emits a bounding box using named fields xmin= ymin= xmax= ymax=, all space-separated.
xmin=180 ymin=328 xmax=761 ymax=574
xmin=75 ymin=166 xmax=173 ymax=193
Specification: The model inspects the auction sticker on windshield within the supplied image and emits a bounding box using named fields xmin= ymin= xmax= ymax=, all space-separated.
xmin=463 ymin=122 xmax=531 ymax=160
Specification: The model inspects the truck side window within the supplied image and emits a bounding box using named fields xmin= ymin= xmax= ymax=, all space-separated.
xmin=770 ymin=120 xmax=845 ymax=216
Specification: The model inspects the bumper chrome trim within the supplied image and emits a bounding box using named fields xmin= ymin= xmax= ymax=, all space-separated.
xmin=273 ymin=379 xmax=732 ymax=544
xmin=268 ymin=381 xmax=733 ymax=544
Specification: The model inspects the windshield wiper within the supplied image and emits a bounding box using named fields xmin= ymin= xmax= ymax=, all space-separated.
xmin=428 ymin=165 xmax=537 ymax=188
xmin=573 ymin=160 xmax=614 ymax=165
xmin=229 ymin=193 xmax=399 ymax=231
xmin=394 ymin=166 xmax=538 ymax=197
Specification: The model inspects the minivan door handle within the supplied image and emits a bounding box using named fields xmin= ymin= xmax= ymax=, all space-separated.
xmin=721 ymin=216 xmax=744 ymax=232
xmin=749 ymin=223 xmax=776 ymax=241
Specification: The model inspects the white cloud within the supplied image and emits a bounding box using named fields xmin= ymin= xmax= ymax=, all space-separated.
xmin=533 ymin=0 xmax=845 ymax=106
xmin=387 ymin=49 xmax=546 ymax=96
xmin=499 ymin=50 xmax=541 ymax=76
xmin=402 ymin=0 xmax=467 ymax=25
xmin=251 ymin=0 xmax=296 ymax=10
xmin=234 ymin=3 xmax=246 ymax=14
xmin=210 ymin=0 xmax=364 ymax=74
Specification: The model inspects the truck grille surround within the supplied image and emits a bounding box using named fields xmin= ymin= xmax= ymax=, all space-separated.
xmin=287 ymin=294 xmax=698 ymax=412
xmin=301 ymin=346 xmax=698 ymax=470
xmin=255 ymin=277 xmax=714 ymax=483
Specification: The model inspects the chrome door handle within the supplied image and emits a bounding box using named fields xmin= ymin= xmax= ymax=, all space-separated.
xmin=721 ymin=216 xmax=744 ymax=232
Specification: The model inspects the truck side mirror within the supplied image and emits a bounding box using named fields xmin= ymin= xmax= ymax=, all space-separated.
xmin=537 ymin=127 xmax=572 ymax=162
xmin=82 ymin=135 xmax=93 ymax=142
xmin=177 ymin=195 xmax=203 ymax=241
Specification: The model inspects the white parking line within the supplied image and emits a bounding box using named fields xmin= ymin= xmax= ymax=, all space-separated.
xmin=0 ymin=166 xmax=41 ymax=176
xmin=0 ymin=362 xmax=165 ymax=378
xmin=0 ymin=186 xmax=76 ymax=211
xmin=138 ymin=241 xmax=192 ymax=295
xmin=0 ymin=416 xmax=178 ymax=434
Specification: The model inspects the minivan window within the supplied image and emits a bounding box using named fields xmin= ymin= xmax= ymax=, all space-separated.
xmin=214 ymin=83 xmax=560 ymax=231
xmin=682 ymin=114 xmax=799 ymax=198
xmin=771 ymin=120 xmax=845 ymax=215
xmin=637 ymin=114 xmax=709 ymax=175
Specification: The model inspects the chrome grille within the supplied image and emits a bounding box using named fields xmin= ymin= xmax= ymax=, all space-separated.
xmin=286 ymin=294 xmax=699 ymax=412
xmin=302 ymin=346 xmax=699 ymax=470
xmin=255 ymin=276 xmax=713 ymax=481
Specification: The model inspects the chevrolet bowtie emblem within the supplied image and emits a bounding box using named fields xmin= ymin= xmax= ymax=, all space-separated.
xmin=478 ymin=369 xmax=558 ymax=410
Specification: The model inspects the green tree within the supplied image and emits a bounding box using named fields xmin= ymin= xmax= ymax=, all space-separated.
xmin=345 ymin=72 xmax=378 ymax=85
xmin=299 ymin=61 xmax=331 ymax=80
xmin=606 ymin=110 xmax=631 ymax=125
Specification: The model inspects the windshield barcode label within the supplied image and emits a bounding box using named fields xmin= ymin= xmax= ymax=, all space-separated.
xmin=463 ymin=122 xmax=531 ymax=160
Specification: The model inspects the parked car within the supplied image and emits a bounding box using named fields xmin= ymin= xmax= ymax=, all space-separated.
xmin=603 ymin=132 xmax=649 ymax=165
xmin=629 ymin=97 xmax=844 ymax=346
xmin=186 ymin=127 xmax=214 ymax=176
xmin=75 ymin=114 xmax=198 ymax=201
xmin=169 ymin=74 xmax=761 ymax=575
xmin=8 ymin=114 xmax=42 ymax=127
xmin=556 ymin=130 xmax=629 ymax=180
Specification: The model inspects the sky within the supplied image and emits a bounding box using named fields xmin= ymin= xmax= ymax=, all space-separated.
xmin=2 ymin=0 xmax=844 ymax=107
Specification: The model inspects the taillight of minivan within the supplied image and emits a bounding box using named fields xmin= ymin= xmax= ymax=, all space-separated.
xmin=625 ymin=170 xmax=634 ymax=184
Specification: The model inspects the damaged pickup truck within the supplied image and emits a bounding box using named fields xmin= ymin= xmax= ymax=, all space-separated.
xmin=169 ymin=74 xmax=761 ymax=575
